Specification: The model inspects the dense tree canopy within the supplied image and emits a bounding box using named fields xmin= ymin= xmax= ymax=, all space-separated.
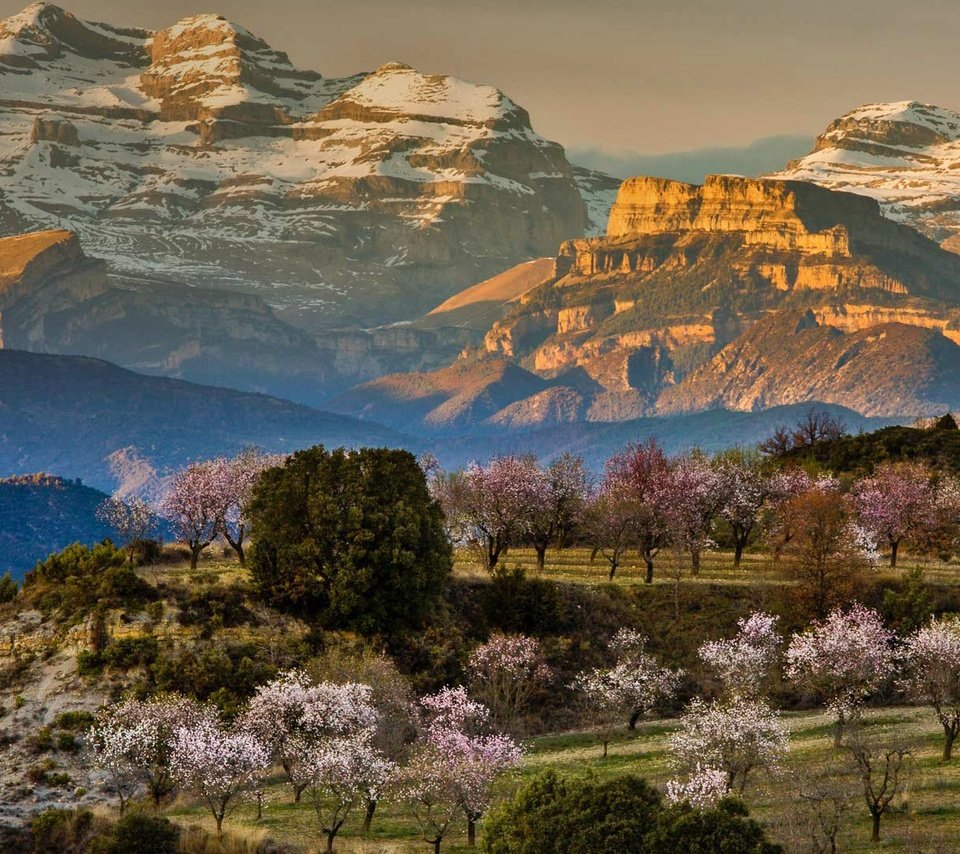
xmin=248 ymin=446 xmax=452 ymax=635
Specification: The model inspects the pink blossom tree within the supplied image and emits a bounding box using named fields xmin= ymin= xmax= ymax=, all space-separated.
xmin=451 ymin=455 xmax=544 ymax=569
xmin=159 ymin=460 xmax=223 ymax=569
xmin=669 ymin=697 xmax=788 ymax=795
xmin=714 ymin=450 xmax=771 ymax=569
xmin=605 ymin=439 xmax=672 ymax=583
xmin=95 ymin=495 xmax=157 ymax=563
xmin=699 ymin=612 xmax=781 ymax=701
xmin=584 ymin=476 xmax=636 ymax=580
xmin=899 ymin=617 xmax=960 ymax=760
xmin=299 ymin=730 xmax=394 ymax=853
xmin=216 ymin=449 xmax=278 ymax=564
xmin=239 ymin=671 xmax=379 ymax=804
xmin=466 ymin=632 xmax=551 ymax=731
xmin=525 ymin=454 xmax=589 ymax=570
xmin=573 ymin=629 xmax=681 ymax=754
xmin=402 ymin=686 xmax=522 ymax=848
xmin=785 ymin=604 xmax=895 ymax=746
xmin=854 ymin=462 xmax=936 ymax=567
xmin=661 ymin=453 xmax=722 ymax=575
xmin=170 ymin=711 xmax=269 ymax=835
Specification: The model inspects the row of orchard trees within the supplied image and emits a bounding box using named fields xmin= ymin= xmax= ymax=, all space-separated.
xmin=570 ymin=606 xmax=960 ymax=844
xmin=430 ymin=441 xmax=958 ymax=586
xmin=90 ymin=639 xmax=548 ymax=853
xmin=90 ymin=605 xmax=960 ymax=848
xmin=97 ymin=449 xmax=279 ymax=569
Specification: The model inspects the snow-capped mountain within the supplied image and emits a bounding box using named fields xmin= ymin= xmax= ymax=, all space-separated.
xmin=0 ymin=3 xmax=607 ymax=329
xmin=777 ymin=101 xmax=960 ymax=248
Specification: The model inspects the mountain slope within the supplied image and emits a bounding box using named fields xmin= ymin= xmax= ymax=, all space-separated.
xmin=0 ymin=228 xmax=340 ymax=402
xmin=0 ymin=348 xmax=403 ymax=491
xmin=776 ymin=101 xmax=960 ymax=246
xmin=335 ymin=173 xmax=960 ymax=429
xmin=0 ymin=3 xmax=605 ymax=329
xmin=0 ymin=474 xmax=111 ymax=579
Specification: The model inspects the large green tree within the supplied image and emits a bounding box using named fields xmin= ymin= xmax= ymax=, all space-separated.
xmin=248 ymin=446 xmax=452 ymax=635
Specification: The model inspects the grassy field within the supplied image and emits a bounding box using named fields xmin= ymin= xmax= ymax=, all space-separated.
xmin=141 ymin=544 xmax=960 ymax=852
xmin=165 ymin=704 xmax=960 ymax=853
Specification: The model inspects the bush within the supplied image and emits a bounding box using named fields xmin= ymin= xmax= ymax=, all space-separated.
xmin=29 ymin=809 xmax=105 ymax=853
xmin=100 ymin=636 xmax=159 ymax=670
xmin=97 ymin=812 xmax=180 ymax=854
xmin=485 ymin=770 xmax=663 ymax=854
xmin=0 ymin=571 xmax=17 ymax=603
xmin=55 ymin=710 xmax=95 ymax=731
xmin=643 ymin=799 xmax=782 ymax=853
xmin=249 ymin=446 xmax=452 ymax=636
xmin=176 ymin=585 xmax=252 ymax=632
xmin=76 ymin=649 xmax=103 ymax=677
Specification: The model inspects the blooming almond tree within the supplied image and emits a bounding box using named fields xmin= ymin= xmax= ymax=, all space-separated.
xmin=669 ymin=697 xmax=788 ymax=795
xmin=454 ymin=455 xmax=543 ymax=569
xmin=160 ymin=460 xmax=223 ymax=569
xmin=605 ymin=439 xmax=672 ymax=583
xmin=95 ymin=495 xmax=157 ymax=563
xmin=92 ymin=695 xmax=207 ymax=810
xmin=699 ymin=612 xmax=781 ymax=701
xmin=466 ymin=632 xmax=551 ymax=730
xmin=785 ymin=604 xmax=894 ymax=746
xmin=584 ymin=477 xmax=636 ymax=580
xmin=573 ymin=629 xmax=681 ymax=755
xmin=662 ymin=453 xmax=722 ymax=575
xmin=854 ymin=462 xmax=935 ymax=567
xmin=900 ymin=617 xmax=960 ymax=760
xmin=299 ymin=730 xmax=394 ymax=853
xmin=665 ymin=763 xmax=730 ymax=810
xmin=170 ymin=712 xmax=269 ymax=835
xmin=216 ymin=449 xmax=278 ymax=564
xmin=89 ymin=713 xmax=152 ymax=814
xmin=714 ymin=450 xmax=771 ymax=569
xmin=525 ymin=454 xmax=589 ymax=570
xmin=406 ymin=687 xmax=522 ymax=848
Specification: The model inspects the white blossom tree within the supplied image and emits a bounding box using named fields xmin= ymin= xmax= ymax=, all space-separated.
xmin=170 ymin=712 xmax=269 ymax=835
xmin=665 ymin=763 xmax=730 ymax=809
xmin=96 ymin=495 xmax=157 ymax=563
xmin=159 ymin=460 xmax=222 ymax=569
xmin=466 ymin=632 xmax=551 ymax=730
xmin=786 ymin=604 xmax=894 ymax=746
xmin=573 ymin=629 xmax=681 ymax=755
xmin=216 ymin=449 xmax=278 ymax=564
xmin=699 ymin=612 xmax=781 ymax=700
xmin=899 ymin=616 xmax=960 ymax=760
xmin=714 ymin=450 xmax=771 ymax=568
xmin=669 ymin=697 xmax=788 ymax=795
xmin=299 ymin=730 xmax=394 ymax=853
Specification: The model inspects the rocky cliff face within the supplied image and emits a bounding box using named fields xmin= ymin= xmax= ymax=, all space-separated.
xmin=776 ymin=101 xmax=960 ymax=247
xmin=334 ymin=173 xmax=960 ymax=430
xmin=0 ymin=228 xmax=339 ymax=402
xmin=0 ymin=3 xmax=605 ymax=329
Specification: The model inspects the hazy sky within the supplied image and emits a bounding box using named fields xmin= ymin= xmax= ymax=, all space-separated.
xmin=7 ymin=0 xmax=960 ymax=154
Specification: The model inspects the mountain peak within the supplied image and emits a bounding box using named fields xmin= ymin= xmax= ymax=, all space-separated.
xmin=777 ymin=100 xmax=960 ymax=244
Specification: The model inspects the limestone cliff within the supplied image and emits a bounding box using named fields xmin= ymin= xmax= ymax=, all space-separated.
xmin=334 ymin=173 xmax=960 ymax=430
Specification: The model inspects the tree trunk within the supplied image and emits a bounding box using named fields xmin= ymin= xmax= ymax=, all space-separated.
xmin=190 ymin=546 xmax=200 ymax=570
xmin=233 ymin=542 xmax=245 ymax=565
xmin=691 ymin=548 xmax=701 ymax=576
xmin=468 ymin=817 xmax=477 ymax=847
xmin=363 ymin=798 xmax=377 ymax=834
xmin=944 ymin=726 xmax=957 ymax=761
xmin=871 ymin=811 xmax=881 ymax=843
xmin=215 ymin=814 xmax=224 ymax=837
xmin=535 ymin=544 xmax=547 ymax=572
xmin=890 ymin=539 xmax=899 ymax=568
xmin=733 ymin=539 xmax=745 ymax=569
xmin=326 ymin=830 xmax=336 ymax=853
xmin=834 ymin=709 xmax=846 ymax=748
xmin=628 ymin=709 xmax=642 ymax=730
xmin=608 ymin=560 xmax=618 ymax=581
xmin=602 ymin=738 xmax=609 ymax=758
xmin=644 ymin=556 xmax=654 ymax=584
xmin=433 ymin=839 xmax=442 ymax=854
xmin=294 ymin=781 xmax=307 ymax=803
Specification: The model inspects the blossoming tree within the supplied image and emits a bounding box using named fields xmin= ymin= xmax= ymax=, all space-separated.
xmin=785 ymin=604 xmax=894 ymax=745
xmin=466 ymin=632 xmax=551 ymax=730
xmin=698 ymin=612 xmax=781 ymax=700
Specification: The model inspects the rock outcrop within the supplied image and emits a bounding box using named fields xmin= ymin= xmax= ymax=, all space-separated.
xmin=0 ymin=3 xmax=606 ymax=330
